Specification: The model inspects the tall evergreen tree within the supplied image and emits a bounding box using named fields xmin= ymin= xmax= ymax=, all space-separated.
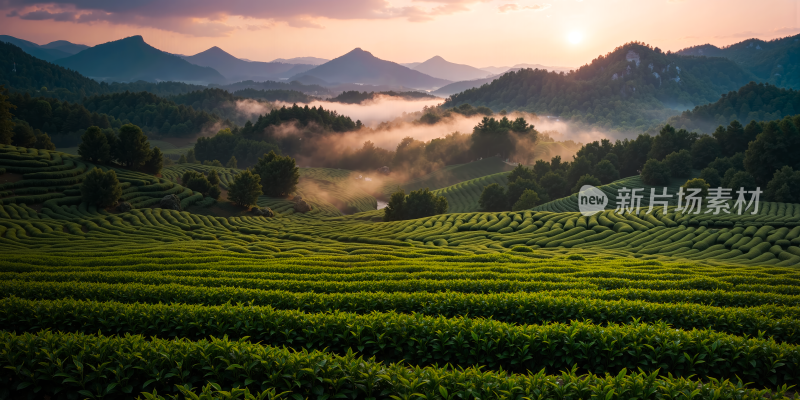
xmin=116 ymin=124 xmax=151 ymax=168
xmin=78 ymin=126 xmax=111 ymax=163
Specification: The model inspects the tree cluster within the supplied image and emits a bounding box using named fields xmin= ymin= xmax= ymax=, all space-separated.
xmin=78 ymin=124 xmax=163 ymax=175
xmin=182 ymin=169 xmax=221 ymax=199
xmin=194 ymin=129 xmax=280 ymax=169
xmin=252 ymin=151 xmax=300 ymax=197
xmin=478 ymin=164 xmax=550 ymax=212
xmin=383 ymin=188 xmax=448 ymax=222
xmin=83 ymin=91 xmax=220 ymax=137
xmin=668 ymin=82 xmax=799 ymax=132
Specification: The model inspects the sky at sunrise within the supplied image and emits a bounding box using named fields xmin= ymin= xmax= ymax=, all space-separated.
xmin=1 ymin=0 xmax=799 ymax=67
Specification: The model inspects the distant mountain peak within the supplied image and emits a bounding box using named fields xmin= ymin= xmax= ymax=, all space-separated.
xmin=427 ymin=56 xmax=446 ymax=62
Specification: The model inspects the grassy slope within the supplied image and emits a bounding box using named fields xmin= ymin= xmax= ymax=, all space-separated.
xmin=3 ymin=144 xmax=800 ymax=398
xmin=401 ymin=157 xmax=516 ymax=193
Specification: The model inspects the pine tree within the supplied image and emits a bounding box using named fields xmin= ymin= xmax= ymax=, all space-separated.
xmin=228 ymin=170 xmax=262 ymax=208
xmin=226 ymin=156 xmax=238 ymax=169
xmin=78 ymin=126 xmax=111 ymax=163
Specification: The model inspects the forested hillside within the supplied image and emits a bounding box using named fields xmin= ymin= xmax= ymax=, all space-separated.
xmin=679 ymin=34 xmax=800 ymax=89
xmin=668 ymin=82 xmax=800 ymax=132
xmin=83 ymin=92 xmax=223 ymax=137
xmin=330 ymin=90 xmax=438 ymax=104
xmin=444 ymin=42 xmax=754 ymax=130
xmin=1 ymin=41 xmax=208 ymax=101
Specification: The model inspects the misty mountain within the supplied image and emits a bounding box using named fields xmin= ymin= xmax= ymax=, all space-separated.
xmin=55 ymin=35 xmax=225 ymax=84
xmin=183 ymin=46 xmax=315 ymax=81
xmin=0 ymin=35 xmax=74 ymax=62
xmin=291 ymin=48 xmax=451 ymax=90
xmin=411 ymin=56 xmax=491 ymax=81
xmin=480 ymin=63 xmax=573 ymax=75
xmin=667 ymin=82 xmax=800 ymax=133
xmin=271 ymin=56 xmax=329 ymax=65
xmin=401 ymin=62 xmax=422 ymax=69
xmin=445 ymin=43 xmax=756 ymax=130
xmin=41 ymin=40 xmax=89 ymax=55
xmin=432 ymin=76 xmax=500 ymax=97
xmin=678 ymin=34 xmax=800 ymax=89
xmin=218 ymin=80 xmax=331 ymax=96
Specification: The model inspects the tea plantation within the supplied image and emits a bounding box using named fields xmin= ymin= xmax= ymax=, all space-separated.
xmin=1 ymin=144 xmax=800 ymax=399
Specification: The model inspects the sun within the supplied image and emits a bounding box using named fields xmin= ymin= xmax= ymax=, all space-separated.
xmin=567 ymin=32 xmax=583 ymax=44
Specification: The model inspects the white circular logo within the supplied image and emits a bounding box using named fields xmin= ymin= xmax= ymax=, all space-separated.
xmin=577 ymin=185 xmax=607 ymax=216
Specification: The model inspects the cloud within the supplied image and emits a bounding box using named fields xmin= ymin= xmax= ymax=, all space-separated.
xmin=498 ymin=3 xmax=550 ymax=12
xmin=0 ymin=0 xmax=489 ymax=34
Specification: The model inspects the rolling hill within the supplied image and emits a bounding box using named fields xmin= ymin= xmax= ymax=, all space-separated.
xmin=291 ymin=48 xmax=451 ymax=90
xmin=412 ymin=56 xmax=491 ymax=81
xmin=183 ymin=46 xmax=314 ymax=81
xmin=444 ymin=42 xmax=756 ymax=130
xmin=55 ymin=35 xmax=225 ymax=84
xmin=678 ymin=34 xmax=800 ymax=89
xmin=432 ymin=75 xmax=499 ymax=97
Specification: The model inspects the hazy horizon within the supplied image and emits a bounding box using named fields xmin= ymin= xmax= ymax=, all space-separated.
xmin=1 ymin=0 xmax=798 ymax=68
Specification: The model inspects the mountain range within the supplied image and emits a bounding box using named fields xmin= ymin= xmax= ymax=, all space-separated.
xmin=0 ymin=35 xmax=88 ymax=62
xmin=410 ymin=56 xmax=491 ymax=81
xmin=54 ymin=36 xmax=225 ymax=84
xmin=182 ymin=46 xmax=315 ymax=82
xmin=678 ymin=33 xmax=800 ymax=89
xmin=290 ymin=48 xmax=452 ymax=90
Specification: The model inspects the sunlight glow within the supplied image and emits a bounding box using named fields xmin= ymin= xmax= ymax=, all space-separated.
xmin=567 ymin=31 xmax=583 ymax=44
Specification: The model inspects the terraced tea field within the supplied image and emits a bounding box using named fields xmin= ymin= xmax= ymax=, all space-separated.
xmin=2 ymin=144 xmax=800 ymax=399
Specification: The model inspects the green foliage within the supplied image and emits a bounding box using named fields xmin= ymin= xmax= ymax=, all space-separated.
xmin=682 ymin=178 xmax=709 ymax=199
xmin=228 ymin=170 xmax=262 ymax=208
xmin=470 ymin=116 xmax=536 ymax=159
xmin=691 ymin=135 xmax=721 ymax=169
xmin=143 ymin=147 xmax=164 ymax=175
xmin=0 ymin=330 xmax=786 ymax=400
xmin=207 ymin=185 xmax=221 ymax=200
xmin=744 ymin=117 xmax=800 ymax=185
xmin=512 ymin=189 xmax=540 ymax=211
xmin=195 ymin=130 xmax=280 ymax=169
xmin=727 ymin=171 xmax=758 ymax=191
xmin=669 ymin=82 xmax=800 ymax=132
xmin=187 ymin=148 xmax=197 ymax=163
xmin=0 ymin=85 xmax=16 ymax=145
xmin=405 ymin=188 xmax=448 ymax=219
xmin=178 ymin=154 xmax=187 ymax=164
xmin=226 ymin=156 xmax=238 ymax=169
xmin=665 ymin=149 xmax=692 ymax=178
xmin=253 ymin=151 xmax=299 ymax=197
xmin=203 ymin=159 xmax=223 ymax=167
xmin=385 ymin=188 xmax=448 ymax=221
xmin=383 ymin=190 xmax=406 ymax=222
xmin=539 ymin=171 xmax=568 ymax=200
xmin=444 ymin=43 xmax=754 ymax=130
xmin=208 ymin=170 xmax=220 ymax=186
xmin=649 ymin=125 xmax=697 ymax=161
xmin=80 ymin=167 xmax=122 ymax=208
xmin=116 ymin=124 xmax=151 ymax=168
xmin=765 ymin=166 xmax=800 ymax=203
xmin=479 ymin=183 xmax=508 ymax=212
xmin=571 ymin=174 xmax=602 ymax=193
xmin=699 ymin=167 xmax=722 ymax=188
xmin=593 ymin=159 xmax=619 ymax=184
xmin=641 ymin=159 xmax=671 ymax=185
